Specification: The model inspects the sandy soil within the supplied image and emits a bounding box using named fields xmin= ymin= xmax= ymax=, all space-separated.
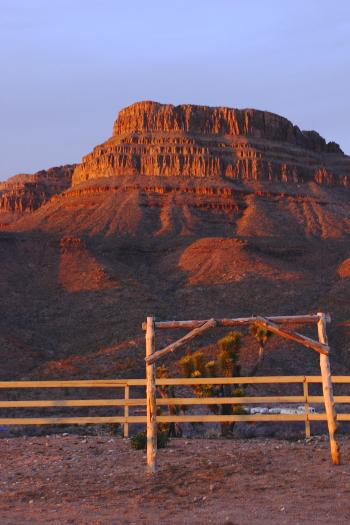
xmin=0 ymin=434 xmax=349 ymax=524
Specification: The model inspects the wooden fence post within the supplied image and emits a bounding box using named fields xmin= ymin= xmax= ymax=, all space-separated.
xmin=146 ymin=316 xmax=157 ymax=473
xmin=303 ymin=378 xmax=311 ymax=438
xmin=124 ymin=384 xmax=129 ymax=438
xmin=317 ymin=313 xmax=340 ymax=465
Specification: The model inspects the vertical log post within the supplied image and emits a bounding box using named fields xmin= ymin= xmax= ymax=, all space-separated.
xmin=317 ymin=312 xmax=340 ymax=465
xmin=146 ymin=316 xmax=157 ymax=473
xmin=303 ymin=378 xmax=311 ymax=438
xmin=124 ymin=384 xmax=129 ymax=438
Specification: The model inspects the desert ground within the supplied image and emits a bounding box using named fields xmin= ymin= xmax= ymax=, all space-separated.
xmin=0 ymin=434 xmax=350 ymax=524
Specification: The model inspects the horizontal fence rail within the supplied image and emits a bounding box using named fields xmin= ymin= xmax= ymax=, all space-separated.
xmin=0 ymin=376 xmax=350 ymax=435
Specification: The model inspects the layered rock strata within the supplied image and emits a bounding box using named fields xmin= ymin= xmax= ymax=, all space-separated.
xmin=72 ymin=101 xmax=350 ymax=187
xmin=0 ymin=165 xmax=75 ymax=224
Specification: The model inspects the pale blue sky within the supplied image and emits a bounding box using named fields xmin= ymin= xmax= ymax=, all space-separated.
xmin=1 ymin=0 xmax=349 ymax=179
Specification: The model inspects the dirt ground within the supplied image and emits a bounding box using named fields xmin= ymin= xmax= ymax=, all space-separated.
xmin=0 ymin=434 xmax=350 ymax=524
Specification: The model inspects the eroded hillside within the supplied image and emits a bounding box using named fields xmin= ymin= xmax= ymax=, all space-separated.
xmin=1 ymin=101 xmax=349 ymax=380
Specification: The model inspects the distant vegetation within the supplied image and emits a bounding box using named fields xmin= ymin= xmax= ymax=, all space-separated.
xmin=155 ymin=326 xmax=273 ymax=437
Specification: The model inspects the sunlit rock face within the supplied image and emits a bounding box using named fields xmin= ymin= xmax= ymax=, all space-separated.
xmin=72 ymin=101 xmax=349 ymax=187
xmin=5 ymin=101 xmax=350 ymax=241
xmin=0 ymin=165 xmax=75 ymax=225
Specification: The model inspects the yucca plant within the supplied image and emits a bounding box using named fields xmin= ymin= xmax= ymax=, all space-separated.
xmin=250 ymin=324 xmax=273 ymax=375
xmin=177 ymin=331 xmax=245 ymax=436
xmin=156 ymin=364 xmax=182 ymax=437
xmin=217 ymin=332 xmax=243 ymax=435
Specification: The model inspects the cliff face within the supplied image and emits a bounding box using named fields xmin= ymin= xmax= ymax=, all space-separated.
xmin=5 ymin=101 xmax=350 ymax=240
xmin=0 ymin=165 xmax=75 ymax=224
xmin=72 ymin=101 xmax=349 ymax=187
xmin=113 ymin=102 xmax=341 ymax=150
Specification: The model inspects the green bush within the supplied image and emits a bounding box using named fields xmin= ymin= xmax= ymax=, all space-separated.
xmin=130 ymin=430 xmax=170 ymax=450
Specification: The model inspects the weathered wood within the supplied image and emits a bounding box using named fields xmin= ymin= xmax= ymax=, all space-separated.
xmin=0 ymin=414 xmax=334 ymax=425
xmin=145 ymin=318 xmax=217 ymax=365
xmin=146 ymin=316 xmax=157 ymax=474
xmin=0 ymin=416 xmax=146 ymax=425
xmin=6 ymin=374 xmax=350 ymax=388
xmin=318 ymin=313 xmax=341 ymax=465
xmin=124 ymin=385 xmax=129 ymax=438
xmin=3 ymin=393 xmax=349 ymax=409
xmin=303 ymin=380 xmax=311 ymax=438
xmin=254 ymin=317 xmax=329 ymax=355
xmin=156 ymin=376 xmax=307 ymax=385
xmin=142 ymin=314 xmax=326 ymax=330
xmin=0 ymin=399 xmax=133 ymax=408
xmin=156 ymin=396 xmax=306 ymax=405
xmin=157 ymin=394 xmax=350 ymax=405
xmin=336 ymin=414 xmax=350 ymax=421
xmin=0 ymin=380 xmax=131 ymax=388
xmin=308 ymin=395 xmax=350 ymax=403
xmin=0 ymin=413 xmax=322 ymax=425
xmin=156 ymin=414 xmax=308 ymax=422
xmin=329 ymin=376 xmax=350 ymax=383
xmin=332 ymin=396 xmax=350 ymax=403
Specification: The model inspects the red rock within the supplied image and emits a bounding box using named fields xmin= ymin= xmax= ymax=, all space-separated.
xmin=0 ymin=165 xmax=75 ymax=224
xmin=72 ymin=101 xmax=349 ymax=187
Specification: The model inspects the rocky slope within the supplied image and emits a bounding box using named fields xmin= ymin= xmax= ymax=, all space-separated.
xmin=0 ymin=165 xmax=75 ymax=226
xmin=1 ymin=101 xmax=350 ymax=381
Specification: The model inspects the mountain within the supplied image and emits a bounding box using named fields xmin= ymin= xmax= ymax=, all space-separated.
xmin=73 ymin=101 xmax=348 ymax=186
xmin=0 ymin=165 xmax=75 ymax=227
xmin=1 ymin=101 xmax=350 ymax=380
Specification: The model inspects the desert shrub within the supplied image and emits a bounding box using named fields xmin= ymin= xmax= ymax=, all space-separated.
xmin=157 ymin=430 xmax=170 ymax=448
xmin=130 ymin=430 xmax=170 ymax=450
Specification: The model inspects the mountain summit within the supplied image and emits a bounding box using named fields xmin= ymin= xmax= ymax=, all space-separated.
xmin=72 ymin=101 xmax=348 ymax=187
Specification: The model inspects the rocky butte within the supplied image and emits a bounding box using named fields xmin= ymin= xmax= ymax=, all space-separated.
xmin=73 ymin=101 xmax=349 ymax=186
xmin=0 ymin=101 xmax=350 ymax=381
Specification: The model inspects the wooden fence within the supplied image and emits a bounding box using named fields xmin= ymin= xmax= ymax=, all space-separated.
xmin=1 ymin=376 xmax=350 ymax=438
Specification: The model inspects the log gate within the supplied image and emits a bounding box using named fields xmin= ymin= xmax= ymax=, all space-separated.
xmin=143 ymin=313 xmax=340 ymax=473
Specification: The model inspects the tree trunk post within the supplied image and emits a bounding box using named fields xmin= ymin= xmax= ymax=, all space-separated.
xmin=146 ymin=316 xmax=157 ymax=473
xmin=124 ymin=384 xmax=129 ymax=438
xmin=317 ymin=313 xmax=340 ymax=465
xmin=303 ymin=378 xmax=311 ymax=438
